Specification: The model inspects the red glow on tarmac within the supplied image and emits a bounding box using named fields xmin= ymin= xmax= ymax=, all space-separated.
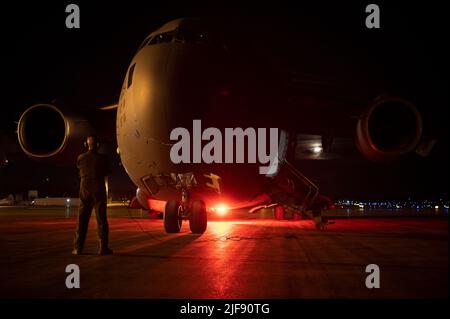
xmin=0 ymin=206 xmax=447 ymax=298
xmin=147 ymin=198 xmax=166 ymax=213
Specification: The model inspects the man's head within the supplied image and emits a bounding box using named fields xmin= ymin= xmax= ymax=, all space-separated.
xmin=85 ymin=135 xmax=99 ymax=151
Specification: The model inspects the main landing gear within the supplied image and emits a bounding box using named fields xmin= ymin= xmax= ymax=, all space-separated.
xmin=164 ymin=188 xmax=207 ymax=234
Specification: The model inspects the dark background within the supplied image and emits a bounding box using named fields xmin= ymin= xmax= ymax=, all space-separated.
xmin=0 ymin=1 xmax=448 ymax=200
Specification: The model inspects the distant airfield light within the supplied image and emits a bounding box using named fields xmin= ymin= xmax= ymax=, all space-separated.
xmin=312 ymin=146 xmax=322 ymax=154
xmin=66 ymin=198 xmax=70 ymax=203
xmin=434 ymin=205 xmax=439 ymax=209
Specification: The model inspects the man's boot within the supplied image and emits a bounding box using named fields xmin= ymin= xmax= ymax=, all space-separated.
xmin=98 ymin=239 xmax=113 ymax=255
xmin=72 ymin=234 xmax=84 ymax=255
xmin=72 ymin=246 xmax=83 ymax=255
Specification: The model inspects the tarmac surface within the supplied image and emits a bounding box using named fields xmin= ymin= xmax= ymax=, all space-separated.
xmin=0 ymin=206 xmax=448 ymax=298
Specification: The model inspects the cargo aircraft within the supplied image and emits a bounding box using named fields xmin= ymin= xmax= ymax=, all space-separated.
xmin=16 ymin=18 xmax=429 ymax=233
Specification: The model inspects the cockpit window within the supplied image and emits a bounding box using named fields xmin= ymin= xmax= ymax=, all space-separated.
xmin=176 ymin=27 xmax=210 ymax=44
xmin=148 ymin=31 xmax=174 ymax=45
xmin=140 ymin=22 xmax=225 ymax=49
xmin=127 ymin=63 xmax=136 ymax=88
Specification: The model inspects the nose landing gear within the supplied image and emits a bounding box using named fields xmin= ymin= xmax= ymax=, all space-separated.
xmin=163 ymin=188 xmax=207 ymax=234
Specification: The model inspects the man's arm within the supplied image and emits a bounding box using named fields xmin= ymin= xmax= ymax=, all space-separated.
xmin=76 ymin=153 xmax=84 ymax=169
xmin=76 ymin=154 xmax=83 ymax=177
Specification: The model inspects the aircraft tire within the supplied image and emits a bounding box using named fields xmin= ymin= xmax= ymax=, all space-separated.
xmin=164 ymin=200 xmax=182 ymax=233
xmin=189 ymin=200 xmax=207 ymax=233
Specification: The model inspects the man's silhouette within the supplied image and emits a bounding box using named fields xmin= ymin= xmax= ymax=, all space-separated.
xmin=72 ymin=135 xmax=113 ymax=255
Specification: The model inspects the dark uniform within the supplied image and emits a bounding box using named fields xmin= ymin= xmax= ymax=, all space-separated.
xmin=73 ymin=149 xmax=111 ymax=253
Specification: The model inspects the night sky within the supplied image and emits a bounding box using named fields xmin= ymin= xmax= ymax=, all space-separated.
xmin=0 ymin=1 xmax=448 ymax=200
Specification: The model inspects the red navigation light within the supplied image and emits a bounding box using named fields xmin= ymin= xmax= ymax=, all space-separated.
xmin=214 ymin=203 xmax=229 ymax=216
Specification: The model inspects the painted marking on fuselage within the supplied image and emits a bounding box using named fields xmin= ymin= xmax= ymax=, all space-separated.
xmin=203 ymin=173 xmax=222 ymax=194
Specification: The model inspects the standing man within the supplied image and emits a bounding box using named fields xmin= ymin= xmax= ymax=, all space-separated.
xmin=73 ymin=135 xmax=113 ymax=255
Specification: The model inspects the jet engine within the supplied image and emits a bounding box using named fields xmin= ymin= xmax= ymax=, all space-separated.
xmin=17 ymin=104 xmax=93 ymax=163
xmin=356 ymin=96 xmax=422 ymax=162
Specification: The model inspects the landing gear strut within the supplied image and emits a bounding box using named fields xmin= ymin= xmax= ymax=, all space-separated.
xmin=163 ymin=187 xmax=207 ymax=234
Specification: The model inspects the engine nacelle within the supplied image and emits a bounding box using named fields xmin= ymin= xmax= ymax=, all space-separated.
xmin=17 ymin=104 xmax=94 ymax=164
xmin=356 ymin=96 xmax=422 ymax=162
